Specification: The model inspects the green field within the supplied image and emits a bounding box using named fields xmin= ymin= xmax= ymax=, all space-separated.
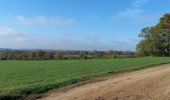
xmin=1 ymin=57 xmax=170 ymax=99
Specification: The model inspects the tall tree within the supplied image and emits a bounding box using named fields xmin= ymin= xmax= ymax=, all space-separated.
xmin=137 ymin=13 xmax=170 ymax=56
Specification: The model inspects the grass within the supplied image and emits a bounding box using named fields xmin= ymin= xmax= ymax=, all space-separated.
xmin=0 ymin=57 xmax=170 ymax=99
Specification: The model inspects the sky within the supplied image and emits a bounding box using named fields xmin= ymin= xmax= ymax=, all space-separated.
xmin=0 ymin=0 xmax=169 ymax=51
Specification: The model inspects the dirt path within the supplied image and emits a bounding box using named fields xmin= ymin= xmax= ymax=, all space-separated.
xmin=39 ymin=64 xmax=170 ymax=100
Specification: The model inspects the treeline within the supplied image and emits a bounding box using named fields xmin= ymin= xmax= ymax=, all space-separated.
xmin=0 ymin=50 xmax=54 ymax=60
xmin=137 ymin=13 xmax=170 ymax=56
xmin=0 ymin=49 xmax=135 ymax=60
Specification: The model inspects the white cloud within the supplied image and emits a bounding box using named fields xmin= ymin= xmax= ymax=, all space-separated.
xmin=16 ymin=16 xmax=32 ymax=25
xmin=133 ymin=0 xmax=150 ymax=7
xmin=16 ymin=16 xmax=75 ymax=26
xmin=0 ymin=27 xmax=37 ymax=49
xmin=117 ymin=0 xmax=155 ymax=24
xmin=118 ymin=8 xmax=157 ymax=24
xmin=0 ymin=27 xmax=135 ymax=51
xmin=0 ymin=27 xmax=26 ymax=42
xmin=0 ymin=27 xmax=46 ymax=49
xmin=118 ymin=8 xmax=143 ymax=18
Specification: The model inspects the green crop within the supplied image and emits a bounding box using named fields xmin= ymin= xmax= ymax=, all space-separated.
xmin=0 ymin=57 xmax=170 ymax=99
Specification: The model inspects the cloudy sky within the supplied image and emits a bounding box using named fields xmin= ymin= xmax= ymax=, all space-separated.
xmin=0 ymin=0 xmax=169 ymax=51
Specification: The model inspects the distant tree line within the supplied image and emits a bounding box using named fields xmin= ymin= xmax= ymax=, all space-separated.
xmin=0 ymin=49 xmax=135 ymax=60
xmin=0 ymin=50 xmax=54 ymax=60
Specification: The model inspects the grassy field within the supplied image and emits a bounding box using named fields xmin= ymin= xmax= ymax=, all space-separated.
xmin=1 ymin=57 xmax=170 ymax=99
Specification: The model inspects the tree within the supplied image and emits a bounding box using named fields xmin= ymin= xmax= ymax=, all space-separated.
xmin=35 ymin=50 xmax=45 ymax=60
xmin=107 ymin=49 xmax=115 ymax=55
xmin=79 ymin=51 xmax=87 ymax=59
xmin=0 ymin=52 xmax=7 ymax=60
xmin=137 ymin=13 xmax=170 ymax=56
xmin=55 ymin=52 xmax=64 ymax=60
xmin=30 ymin=52 xmax=36 ymax=60
xmin=29 ymin=50 xmax=45 ymax=60
xmin=107 ymin=49 xmax=117 ymax=58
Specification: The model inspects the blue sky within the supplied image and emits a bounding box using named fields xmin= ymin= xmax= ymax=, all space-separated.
xmin=0 ymin=0 xmax=169 ymax=51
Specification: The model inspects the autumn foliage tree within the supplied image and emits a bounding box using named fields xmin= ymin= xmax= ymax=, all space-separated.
xmin=137 ymin=13 xmax=170 ymax=56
